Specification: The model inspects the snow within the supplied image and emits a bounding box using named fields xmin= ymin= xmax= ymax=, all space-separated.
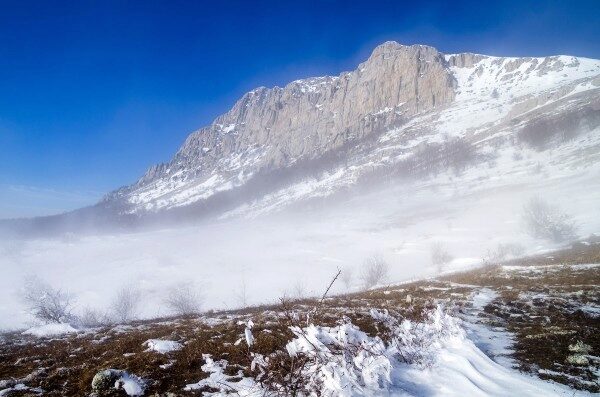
xmin=184 ymin=307 xmax=589 ymax=396
xmin=244 ymin=320 xmax=254 ymax=347
xmin=0 ymin=384 xmax=43 ymax=396
xmin=393 ymin=333 xmax=585 ymax=396
xmin=461 ymin=289 xmax=516 ymax=368
xmin=22 ymin=323 xmax=78 ymax=337
xmin=116 ymin=372 xmax=145 ymax=396
xmin=143 ymin=339 xmax=183 ymax=354
xmin=222 ymin=123 xmax=236 ymax=133
xmin=184 ymin=354 xmax=262 ymax=395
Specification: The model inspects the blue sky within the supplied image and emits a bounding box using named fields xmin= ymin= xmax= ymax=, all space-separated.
xmin=1 ymin=0 xmax=599 ymax=219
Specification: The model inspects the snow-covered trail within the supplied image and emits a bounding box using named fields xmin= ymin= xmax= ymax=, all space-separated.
xmin=394 ymin=289 xmax=588 ymax=397
xmin=391 ymin=334 xmax=585 ymax=397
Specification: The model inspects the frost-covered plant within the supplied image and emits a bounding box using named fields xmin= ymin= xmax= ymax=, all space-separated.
xmin=360 ymin=255 xmax=389 ymax=289
xmin=566 ymin=340 xmax=591 ymax=366
xmin=566 ymin=354 xmax=589 ymax=366
xmin=522 ymin=197 xmax=577 ymax=243
xmin=431 ymin=243 xmax=453 ymax=273
xmin=110 ymin=286 xmax=141 ymax=323
xmin=371 ymin=306 xmax=462 ymax=368
xmin=568 ymin=340 xmax=592 ymax=354
xmin=164 ymin=282 xmax=202 ymax=316
xmin=264 ymin=306 xmax=462 ymax=395
xmin=21 ymin=276 xmax=75 ymax=324
xmin=285 ymin=321 xmax=392 ymax=394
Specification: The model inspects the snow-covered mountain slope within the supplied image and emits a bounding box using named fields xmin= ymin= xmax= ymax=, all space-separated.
xmin=101 ymin=41 xmax=600 ymax=219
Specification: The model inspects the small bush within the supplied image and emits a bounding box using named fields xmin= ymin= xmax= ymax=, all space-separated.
xmin=164 ymin=283 xmax=202 ymax=316
xmin=489 ymin=242 xmax=525 ymax=262
xmin=78 ymin=307 xmax=112 ymax=328
xmin=431 ymin=243 xmax=453 ymax=273
xmin=21 ymin=276 xmax=75 ymax=324
xmin=340 ymin=267 xmax=354 ymax=290
xmin=292 ymin=280 xmax=308 ymax=299
xmin=360 ymin=255 xmax=389 ymax=289
xmin=522 ymin=197 xmax=577 ymax=243
xmin=110 ymin=286 xmax=141 ymax=323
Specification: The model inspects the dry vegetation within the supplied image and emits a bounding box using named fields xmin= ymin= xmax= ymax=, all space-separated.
xmin=1 ymin=240 xmax=599 ymax=395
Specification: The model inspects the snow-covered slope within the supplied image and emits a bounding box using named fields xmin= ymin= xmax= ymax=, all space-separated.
xmin=101 ymin=42 xmax=600 ymax=220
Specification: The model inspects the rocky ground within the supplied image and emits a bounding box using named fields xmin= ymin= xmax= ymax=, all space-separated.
xmin=0 ymin=240 xmax=598 ymax=396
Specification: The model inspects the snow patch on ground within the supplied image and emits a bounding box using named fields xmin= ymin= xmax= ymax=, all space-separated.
xmin=143 ymin=339 xmax=183 ymax=354
xmin=22 ymin=323 xmax=78 ymax=338
xmin=116 ymin=372 xmax=145 ymax=396
xmin=184 ymin=354 xmax=262 ymax=395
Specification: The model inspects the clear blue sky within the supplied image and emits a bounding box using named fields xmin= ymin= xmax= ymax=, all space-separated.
xmin=1 ymin=0 xmax=599 ymax=218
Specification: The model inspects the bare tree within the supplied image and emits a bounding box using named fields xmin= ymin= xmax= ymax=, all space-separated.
xmin=340 ymin=267 xmax=354 ymax=290
xmin=360 ymin=255 xmax=389 ymax=289
xmin=110 ymin=286 xmax=141 ymax=323
xmin=163 ymin=282 xmax=202 ymax=316
xmin=431 ymin=243 xmax=453 ymax=273
xmin=21 ymin=276 xmax=74 ymax=324
xmin=522 ymin=196 xmax=577 ymax=243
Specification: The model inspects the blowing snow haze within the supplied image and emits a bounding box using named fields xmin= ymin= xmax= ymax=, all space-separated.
xmin=1 ymin=39 xmax=599 ymax=324
xmin=1 ymin=26 xmax=600 ymax=396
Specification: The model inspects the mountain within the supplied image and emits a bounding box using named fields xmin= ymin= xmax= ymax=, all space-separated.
xmin=103 ymin=41 xmax=600 ymax=217
xmin=4 ymin=41 xmax=600 ymax=234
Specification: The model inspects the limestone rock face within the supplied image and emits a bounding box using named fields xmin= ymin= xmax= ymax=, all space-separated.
xmin=176 ymin=42 xmax=454 ymax=169
xmin=113 ymin=43 xmax=456 ymax=199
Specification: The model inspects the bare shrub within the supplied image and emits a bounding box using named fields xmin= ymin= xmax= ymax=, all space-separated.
xmin=340 ymin=267 xmax=354 ymax=290
xmin=235 ymin=278 xmax=248 ymax=308
xmin=431 ymin=243 xmax=453 ymax=273
xmin=79 ymin=307 xmax=112 ymax=327
xmin=110 ymin=287 xmax=141 ymax=323
xmin=21 ymin=276 xmax=75 ymax=324
xmin=489 ymin=242 xmax=525 ymax=262
xmin=522 ymin=197 xmax=577 ymax=243
xmin=293 ymin=280 xmax=308 ymax=300
xmin=164 ymin=283 xmax=202 ymax=316
xmin=360 ymin=255 xmax=389 ymax=289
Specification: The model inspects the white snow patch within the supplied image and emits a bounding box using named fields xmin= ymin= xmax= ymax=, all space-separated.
xmin=116 ymin=372 xmax=145 ymax=396
xmin=143 ymin=339 xmax=183 ymax=354
xmin=22 ymin=323 xmax=78 ymax=337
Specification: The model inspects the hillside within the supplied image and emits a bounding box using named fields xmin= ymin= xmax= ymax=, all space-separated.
xmin=1 ymin=241 xmax=598 ymax=396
